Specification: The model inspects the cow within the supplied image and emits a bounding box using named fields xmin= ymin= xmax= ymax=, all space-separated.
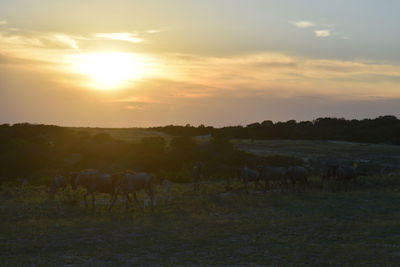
xmin=70 ymin=169 xmax=117 ymax=211
xmin=258 ymin=165 xmax=287 ymax=192
xmin=336 ymin=165 xmax=357 ymax=191
xmin=111 ymin=171 xmax=158 ymax=212
xmin=238 ymin=166 xmax=260 ymax=193
xmin=322 ymin=164 xmax=357 ymax=191
xmin=287 ymin=166 xmax=310 ymax=191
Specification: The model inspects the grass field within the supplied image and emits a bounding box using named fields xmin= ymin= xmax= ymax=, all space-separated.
xmin=2 ymin=139 xmax=400 ymax=265
xmin=1 ymin=176 xmax=400 ymax=266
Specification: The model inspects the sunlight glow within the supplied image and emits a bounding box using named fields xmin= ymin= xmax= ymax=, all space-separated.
xmin=69 ymin=52 xmax=147 ymax=89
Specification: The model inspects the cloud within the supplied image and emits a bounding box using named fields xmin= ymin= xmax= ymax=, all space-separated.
xmin=109 ymin=96 xmax=161 ymax=104
xmin=292 ymin=21 xmax=315 ymax=28
xmin=52 ymin=34 xmax=79 ymax=49
xmin=292 ymin=20 xmax=346 ymax=39
xmin=314 ymin=30 xmax=331 ymax=37
xmin=0 ymin=23 xmax=399 ymax=103
xmin=0 ymin=20 xmax=7 ymax=25
xmin=124 ymin=104 xmax=147 ymax=111
xmin=0 ymin=28 xmax=81 ymax=51
xmin=146 ymin=29 xmax=160 ymax=34
xmin=156 ymin=53 xmax=400 ymax=100
xmin=94 ymin=32 xmax=143 ymax=43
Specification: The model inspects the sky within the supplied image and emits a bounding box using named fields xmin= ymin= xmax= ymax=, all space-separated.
xmin=1 ymin=0 xmax=400 ymax=127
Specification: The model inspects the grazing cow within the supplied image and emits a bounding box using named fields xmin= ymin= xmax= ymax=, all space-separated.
xmin=258 ymin=166 xmax=287 ymax=192
xmin=47 ymin=175 xmax=67 ymax=199
xmin=192 ymin=162 xmax=203 ymax=192
xmin=336 ymin=165 xmax=357 ymax=191
xmin=321 ymin=164 xmax=339 ymax=191
xmin=322 ymin=164 xmax=357 ymax=191
xmin=70 ymin=169 xmax=116 ymax=210
xmin=238 ymin=166 xmax=260 ymax=193
xmin=111 ymin=171 xmax=158 ymax=212
xmin=287 ymin=166 xmax=310 ymax=191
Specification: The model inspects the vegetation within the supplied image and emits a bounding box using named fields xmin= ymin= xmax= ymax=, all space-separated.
xmin=0 ymin=123 xmax=247 ymax=185
xmin=151 ymin=115 xmax=400 ymax=145
xmin=1 ymin=118 xmax=400 ymax=185
xmin=1 ymin=176 xmax=400 ymax=266
xmin=1 ymin=122 xmax=400 ymax=265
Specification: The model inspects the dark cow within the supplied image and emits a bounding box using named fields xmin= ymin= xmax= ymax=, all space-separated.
xmin=322 ymin=164 xmax=357 ymax=191
xmin=287 ymin=166 xmax=310 ymax=191
xmin=238 ymin=166 xmax=260 ymax=193
xmin=258 ymin=165 xmax=287 ymax=192
xmin=70 ymin=169 xmax=117 ymax=210
xmin=336 ymin=165 xmax=357 ymax=191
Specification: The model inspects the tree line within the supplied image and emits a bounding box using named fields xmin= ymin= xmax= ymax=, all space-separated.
xmin=0 ymin=123 xmax=248 ymax=185
xmin=1 ymin=115 xmax=398 ymax=184
xmin=151 ymin=115 xmax=400 ymax=144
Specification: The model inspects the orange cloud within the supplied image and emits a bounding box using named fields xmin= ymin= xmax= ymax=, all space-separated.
xmin=1 ymin=24 xmax=400 ymax=104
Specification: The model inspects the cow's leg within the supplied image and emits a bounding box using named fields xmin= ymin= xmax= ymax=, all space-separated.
xmin=339 ymin=179 xmax=343 ymax=191
xmin=126 ymin=193 xmax=132 ymax=202
xmin=132 ymin=192 xmax=143 ymax=212
xmin=292 ymin=178 xmax=298 ymax=192
xmin=133 ymin=192 xmax=140 ymax=205
xmin=255 ymin=179 xmax=260 ymax=190
xmin=168 ymin=186 xmax=172 ymax=201
xmin=334 ymin=179 xmax=340 ymax=192
xmin=83 ymin=191 xmax=89 ymax=207
xmin=282 ymin=178 xmax=289 ymax=193
xmin=263 ymin=179 xmax=268 ymax=193
xmin=244 ymin=180 xmax=249 ymax=194
xmin=148 ymin=187 xmax=157 ymax=210
xmin=270 ymin=180 xmax=275 ymax=192
xmin=343 ymin=180 xmax=347 ymax=191
xmin=305 ymin=178 xmax=311 ymax=191
xmin=122 ymin=193 xmax=129 ymax=213
xmin=108 ymin=192 xmax=117 ymax=212
xmin=147 ymin=191 xmax=155 ymax=212
xmin=322 ymin=176 xmax=329 ymax=192
xmin=91 ymin=192 xmax=95 ymax=211
xmin=194 ymin=177 xmax=200 ymax=192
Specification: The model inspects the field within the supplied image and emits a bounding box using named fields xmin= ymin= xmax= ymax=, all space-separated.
xmin=1 ymin=139 xmax=400 ymax=266
xmin=1 ymin=179 xmax=400 ymax=266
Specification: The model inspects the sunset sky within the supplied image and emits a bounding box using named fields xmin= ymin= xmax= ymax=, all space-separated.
xmin=1 ymin=0 xmax=400 ymax=127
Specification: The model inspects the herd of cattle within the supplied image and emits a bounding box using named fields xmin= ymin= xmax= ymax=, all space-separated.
xmin=46 ymin=162 xmax=357 ymax=212
xmin=48 ymin=169 xmax=170 ymax=211
xmin=238 ymin=163 xmax=357 ymax=194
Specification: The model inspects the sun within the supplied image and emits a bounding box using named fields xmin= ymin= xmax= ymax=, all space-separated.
xmin=69 ymin=52 xmax=146 ymax=90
